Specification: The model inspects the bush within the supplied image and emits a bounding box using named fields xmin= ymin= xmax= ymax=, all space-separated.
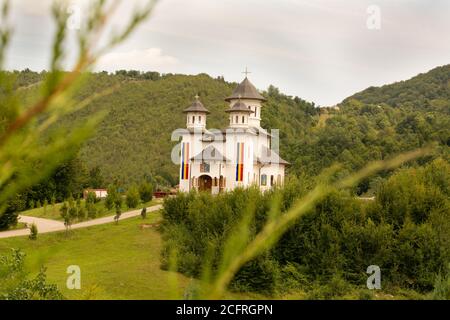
xmin=29 ymin=223 xmax=38 ymax=240
xmin=231 ymin=256 xmax=281 ymax=295
xmin=87 ymin=203 xmax=97 ymax=219
xmin=141 ymin=207 xmax=147 ymax=219
xmin=0 ymin=249 xmax=64 ymax=299
xmin=86 ymin=192 xmax=97 ymax=205
xmin=77 ymin=207 xmax=87 ymax=220
xmin=139 ymin=181 xmax=153 ymax=202
xmin=105 ymin=184 xmax=118 ymax=210
xmin=432 ymin=264 xmax=450 ymax=300
xmin=126 ymin=185 xmax=140 ymax=208
xmin=306 ymin=274 xmax=351 ymax=300
xmin=161 ymin=159 xmax=450 ymax=295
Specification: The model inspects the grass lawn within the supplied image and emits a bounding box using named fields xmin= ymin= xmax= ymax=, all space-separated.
xmin=8 ymin=222 xmax=27 ymax=231
xmin=20 ymin=199 xmax=158 ymax=222
xmin=0 ymin=212 xmax=189 ymax=299
xmin=0 ymin=211 xmax=261 ymax=300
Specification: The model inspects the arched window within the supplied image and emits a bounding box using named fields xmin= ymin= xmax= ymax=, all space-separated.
xmin=192 ymin=116 xmax=195 ymax=123
xmin=235 ymin=115 xmax=238 ymax=123
xmin=242 ymin=116 xmax=245 ymax=123
xmin=270 ymin=175 xmax=274 ymax=186
xmin=199 ymin=116 xmax=202 ymax=123
xmin=277 ymin=174 xmax=282 ymax=185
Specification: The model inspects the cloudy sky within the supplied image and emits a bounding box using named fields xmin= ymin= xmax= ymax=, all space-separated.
xmin=5 ymin=0 xmax=450 ymax=105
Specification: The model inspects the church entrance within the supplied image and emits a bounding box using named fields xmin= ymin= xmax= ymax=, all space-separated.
xmin=198 ymin=175 xmax=212 ymax=192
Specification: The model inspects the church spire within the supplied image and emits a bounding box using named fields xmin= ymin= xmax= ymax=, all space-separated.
xmin=225 ymin=72 xmax=266 ymax=102
xmin=183 ymin=95 xmax=209 ymax=129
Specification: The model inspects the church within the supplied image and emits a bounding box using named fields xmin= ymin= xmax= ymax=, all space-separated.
xmin=178 ymin=72 xmax=288 ymax=193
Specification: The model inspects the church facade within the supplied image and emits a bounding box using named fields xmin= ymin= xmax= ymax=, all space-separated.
xmin=178 ymin=74 xmax=288 ymax=193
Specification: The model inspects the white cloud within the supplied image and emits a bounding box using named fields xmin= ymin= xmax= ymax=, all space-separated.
xmin=95 ymin=48 xmax=180 ymax=73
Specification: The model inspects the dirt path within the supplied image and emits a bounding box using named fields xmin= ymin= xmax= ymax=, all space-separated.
xmin=0 ymin=204 xmax=162 ymax=239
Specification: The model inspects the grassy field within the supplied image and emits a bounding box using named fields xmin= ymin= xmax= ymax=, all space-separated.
xmin=0 ymin=211 xmax=262 ymax=300
xmin=0 ymin=212 xmax=189 ymax=299
xmin=20 ymin=199 xmax=158 ymax=222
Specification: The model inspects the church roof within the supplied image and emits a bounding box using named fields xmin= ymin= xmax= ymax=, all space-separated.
xmin=225 ymin=100 xmax=253 ymax=113
xmin=225 ymin=77 xmax=266 ymax=102
xmin=183 ymin=97 xmax=210 ymax=114
xmin=191 ymin=145 xmax=230 ymax=162
xmin=257 ymin=146 xmax=290 ymax=165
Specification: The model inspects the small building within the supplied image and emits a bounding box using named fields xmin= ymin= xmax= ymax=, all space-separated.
xmin=83 ymin=189 xmax=108 ymax=199
xmin=178 ymin=73 xmax=289 ymax=193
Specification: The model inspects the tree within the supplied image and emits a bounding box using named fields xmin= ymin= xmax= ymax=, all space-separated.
xmin=105 ymin=184 xmax=119 ymax=210
xmin=0 ymin=194 xmax=26 ymax=230
xmin=0 ymin=249 xmax=64 ymax=300
xmin=88 ymin=166 xmax=104 ymax=189
xmin=43 ymin=199 xmax=48 ymax=214
xmin=114 ymin=206 xmax=121 ymax=225
xmin=87 ymin=202 xmax=97 ymax=219
xmin=60 ymin=202 xmax=72 ymax=233
xmin=139 ymin=181 xmax=153 ymax=203
xmin=141 ymin=207 xmax=147 ymax=219
xmin=86 ymin=191 xmax=97 ymax=205
xmin=76 ymin=198 xmax=86 ymax=221
xmin=126 ymin=185 xmax=140 ymax=208
xmin=29 ymin=223 xmax=38 ymax=240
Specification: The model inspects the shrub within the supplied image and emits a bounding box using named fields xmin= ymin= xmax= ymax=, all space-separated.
xmin=139 ymin=181 xmax=153 ymax=203
xmin=77 ymin=207 xmax=87 ymax=220
xmin=43 ymin=199 xmax=48 ymax=214
xmin=105 ymin=184 xmax=118 ymax=210
xmin=141 ymin=207 xmax=147 ymax=219
xmin=0 ymin=249 xmax=64 ymax=299
xmin=87 ymin=203 xmax=97 ymax=219
xmin=126 ymin=185 xmax=140 ymax=208
xmin=86 ymin=192 xmax=97 ymax=205
xmin=114 ymin=206 xmax=121 ymax=224
xmin=161 ymin=159 xmax=450 ymax=295
xmin=432 ymin=264 xmax=450 ymax=300
xmin=29 ymin=223 xmax=38 ymax=240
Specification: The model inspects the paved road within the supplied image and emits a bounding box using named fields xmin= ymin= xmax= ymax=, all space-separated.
xmin=0 ymin=204 xmax=162 ymax=239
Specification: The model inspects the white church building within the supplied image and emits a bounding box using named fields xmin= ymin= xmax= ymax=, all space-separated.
xmin=178 ymin=74 xmax=288 ymax=194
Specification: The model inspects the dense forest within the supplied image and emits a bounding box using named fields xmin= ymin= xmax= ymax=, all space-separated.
xmin=10 ymin=65 xmax=450 ymax=193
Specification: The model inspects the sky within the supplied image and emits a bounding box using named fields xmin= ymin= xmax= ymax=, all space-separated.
xmin=5 ymin=0 xmax=450 ymax=106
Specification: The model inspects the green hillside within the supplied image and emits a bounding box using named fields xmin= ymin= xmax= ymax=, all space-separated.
xmin=13 ymin=64 xmax=450 ymax=193
xmin=344 ymin=65 xmax=450 ymax=111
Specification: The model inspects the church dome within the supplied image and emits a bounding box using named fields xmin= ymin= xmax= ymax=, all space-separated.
xmin=183 ymin=96 xmax=210 ymax=114
xmin=225 ymin=77 xmax=266 ymax=102
xmin=225 ymin=100 xmax=253 ymax=113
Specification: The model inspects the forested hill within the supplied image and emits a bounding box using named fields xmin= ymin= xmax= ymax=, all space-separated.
xmin=13 ymin=64 xmax=449 ymax=193
xmin=343 ymin=64 xmax=450 ymax=111
xmin=14 ymin=70 xmax=317 ymax=186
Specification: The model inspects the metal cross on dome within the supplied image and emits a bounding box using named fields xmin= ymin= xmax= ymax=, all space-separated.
xmin=194 ymin=94 xmax=200 ymax=100
xmin=242 ymin=67 xmax=251 ymax=77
